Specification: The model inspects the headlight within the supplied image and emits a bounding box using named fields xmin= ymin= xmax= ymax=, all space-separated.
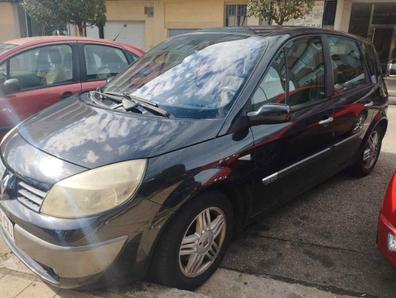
xmin=41 ymin=159 xmax=147 ymax=218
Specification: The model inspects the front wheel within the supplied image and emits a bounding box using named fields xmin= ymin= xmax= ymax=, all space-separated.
xmin=350 ymin=126 xmax=383 ymax=177
xmin=151 ymin=191 xmax=233 ymax=290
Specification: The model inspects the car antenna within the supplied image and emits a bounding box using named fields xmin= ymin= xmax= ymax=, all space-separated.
xmin=113 ymin=24 xmax=127 ymax=41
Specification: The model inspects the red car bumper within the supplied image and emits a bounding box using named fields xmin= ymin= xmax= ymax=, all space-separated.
xmin=378 ymin=213 xmax=396 ymax=266
xmin=377 ymin=173 xmax=396 ymax=266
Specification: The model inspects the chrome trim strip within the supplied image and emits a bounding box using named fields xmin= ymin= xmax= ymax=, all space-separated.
xmin=17 ymin=197 xmax=41 ymax=212
xmin=279 ymin=148 xmax=331 ymax=175
xmin=261 ymin=147 xmax=331 ymax=184
xmin=19 ymin=182 xmax=47 ymax=198
xmin=17 ymin=190 xmax=43 ymax=205
xmin=333 ymin=133 xmax=360 ymax=148
xmin=262 ymin=172 xmax=278 ymax=184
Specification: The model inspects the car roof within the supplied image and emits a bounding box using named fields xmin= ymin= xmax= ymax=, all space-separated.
xmin=6 ymin=36 xmax=119 ymax=46
xmin=195 ymin=26 xmax=369 ymax=44
xmin=3 ymin=36 xmax=144 ymax=54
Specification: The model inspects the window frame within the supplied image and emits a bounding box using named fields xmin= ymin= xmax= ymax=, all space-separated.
xmin=224 ymin=4 xmax=247 ymax=27
xmin=80 ymin=43 xmax=130 ymax=83
xmin=2 ymin=43 xmax=78 ymax=94
xmin=124 ymin=50 xmax=139 ymax=64
xmin=325 ymin=33 xmax=371 ymax=95
xmin=249 ymin=34 xmax=332 ymax=112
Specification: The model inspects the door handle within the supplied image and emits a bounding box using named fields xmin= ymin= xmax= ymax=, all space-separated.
xmin=364 ymin=101 xmax=374 ymax=108
xmin=61 ymin=92 xmax=73 ymax=99
xmin=318 ymin=116 xmax=334 ymax=125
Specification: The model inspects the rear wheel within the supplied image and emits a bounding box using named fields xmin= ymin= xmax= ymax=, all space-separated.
xmin=151 ymin=191 xmax=233 ymax=290
xmin=351 ymin=126 xmax=383 ymax=177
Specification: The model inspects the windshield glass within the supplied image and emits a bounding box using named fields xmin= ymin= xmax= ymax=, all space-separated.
xmin=0 ymin=43 xmax=17 ymax=55
xmin=103 ymin=33 xmax=266 ymax=119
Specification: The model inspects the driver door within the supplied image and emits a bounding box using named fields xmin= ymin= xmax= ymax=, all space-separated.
xmin=0 ymin=44 xmax=81 ymax=137
xmin=249 ymin=35 xmax=336 ymax=215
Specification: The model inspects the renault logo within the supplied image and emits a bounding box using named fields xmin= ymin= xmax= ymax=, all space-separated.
xmin=0 ymin=174 xmax=11 ymax=197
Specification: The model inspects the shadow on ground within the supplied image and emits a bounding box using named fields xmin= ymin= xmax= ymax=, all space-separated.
xmin=221 ymin=151 xmax=396 ymax=297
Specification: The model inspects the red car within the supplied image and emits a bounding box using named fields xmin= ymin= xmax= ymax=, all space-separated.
xmin=0 ymin=36 xmax=144 ymax=139
xmin=378 ymin=173 xmax=396 ymax=265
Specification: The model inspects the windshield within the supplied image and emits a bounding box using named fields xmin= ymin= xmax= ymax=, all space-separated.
xmin=0 ymin=43 xmax=17 ymax=55
xmin=103 ymin=33 xmax=266 ymax=119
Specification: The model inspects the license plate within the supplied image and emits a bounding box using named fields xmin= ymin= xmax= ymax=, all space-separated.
xmin=0 ymin=208 xmax=14 ymax=242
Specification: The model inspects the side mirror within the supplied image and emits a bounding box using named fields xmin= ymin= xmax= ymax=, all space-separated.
xmin=2 ymin=78 xmax=21 ymax=95
xmin=247 ymin=104 xmax=291 ymax=125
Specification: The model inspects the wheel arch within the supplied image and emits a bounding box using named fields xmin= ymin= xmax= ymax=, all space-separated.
xmin=144 ymin=181 xmax=250 ymax=278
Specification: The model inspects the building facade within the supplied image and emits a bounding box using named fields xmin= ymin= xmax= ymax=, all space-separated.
xmin=1 ymin=0 xmax=396 ymax=76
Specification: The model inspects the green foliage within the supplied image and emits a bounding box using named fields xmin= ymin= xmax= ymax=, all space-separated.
xmin=23 ymin=0 xmax=106 ymax=36
xmin=247 ymin=0 xmax=315 ymax=25
xmin=23 ymin=0 xmax=66 ymax=35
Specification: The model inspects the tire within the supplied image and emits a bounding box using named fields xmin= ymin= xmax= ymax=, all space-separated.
xmin=350 ymin=125 xmax=383 ymax=177
xmin=151 ymin=191 xmax=233 ymax=290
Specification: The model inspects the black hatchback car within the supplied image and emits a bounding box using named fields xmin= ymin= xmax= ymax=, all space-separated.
xmin=0 ymin=27 xmax=388 ymax=290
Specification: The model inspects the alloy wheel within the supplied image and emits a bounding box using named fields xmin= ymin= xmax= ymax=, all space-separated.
xmin=362 ymin=130 xmax=380 ymax=170
xmin=178 ymin=207 xmax=226 ymax=278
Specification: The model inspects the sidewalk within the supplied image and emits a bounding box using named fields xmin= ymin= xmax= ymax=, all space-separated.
xmin=0 ymin=239 xmax=354 ymax=298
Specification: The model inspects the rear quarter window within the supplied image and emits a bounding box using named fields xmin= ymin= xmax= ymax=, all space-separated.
xmin=328 ymin=36 xmax=367 ymax=93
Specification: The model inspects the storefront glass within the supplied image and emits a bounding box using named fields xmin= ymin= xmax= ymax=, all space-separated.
xmin=349 ymin=3 xmax=396 ymax=75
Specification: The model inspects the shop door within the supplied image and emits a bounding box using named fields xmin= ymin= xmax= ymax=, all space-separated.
xmin=371 ymin=27 xmax=393 ymax=73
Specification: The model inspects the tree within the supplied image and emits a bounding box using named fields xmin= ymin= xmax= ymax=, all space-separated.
xmin=247 ymin=0 xmax=315 ymax=25
xmin=23 ymin=0 xmax=106 ymax=36
xmin=61 ymin=0 xmax=106 ymax=36
xmin=23 ymin=0 xmax=67 ymax=35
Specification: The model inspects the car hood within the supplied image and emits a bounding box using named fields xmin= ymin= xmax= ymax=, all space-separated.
xmin=16 ymin=96 xmax=223 ymax=169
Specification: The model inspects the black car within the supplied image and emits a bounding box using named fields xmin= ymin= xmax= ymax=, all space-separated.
xmin=0 ymin=27 xmax=388 ymax=290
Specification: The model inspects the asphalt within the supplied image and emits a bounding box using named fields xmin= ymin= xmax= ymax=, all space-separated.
xmin=220 ymin=105 xmax=396 ymax=297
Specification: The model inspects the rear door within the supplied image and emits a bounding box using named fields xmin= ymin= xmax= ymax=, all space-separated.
xmin=249 ymin=35 xmax=337 ymax=214
xmin=0 ymin=43 xmax=81 ymax=137
xmin=326 ymin=35 xmax=378 ymax=167
xmin=79 ymin=43 xmax=130 ymax=93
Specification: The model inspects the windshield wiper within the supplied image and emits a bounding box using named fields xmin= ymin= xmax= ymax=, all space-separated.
xmin=92 ymin=91 xmax=170 ymax=117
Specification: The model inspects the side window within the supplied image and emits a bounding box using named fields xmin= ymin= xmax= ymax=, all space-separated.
xmin=84 ymin=45 xmax=129 ymax=81
xmin=8 ymin=45 xmax=73 ymax=91
xmin=285 ymin=36 xmax=326 ymax=107
xmin=328 ymin=36 xmax=366 ymax=93
xmin=251 ymin=50 xmax=287 ymax=110
xmin=251 ymin=36 xmax=326 ymax=110
xmin=125 ymin=51 xmax=138 ymax=63
xmin=0 ymin=62 xmax=6 ymax=85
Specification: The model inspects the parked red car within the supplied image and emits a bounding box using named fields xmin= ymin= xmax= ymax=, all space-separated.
xmin=378 ymin=173 xmax=396 ymax=266
xmin=0 ymin=36 xmax=144 ymax=139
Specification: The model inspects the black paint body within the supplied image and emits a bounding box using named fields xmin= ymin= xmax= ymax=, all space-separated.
xmin=0 ymin=27 xmax=389 ymax=288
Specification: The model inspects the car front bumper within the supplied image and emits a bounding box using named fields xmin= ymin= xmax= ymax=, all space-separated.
xmin=1 ymin=223 xmax=126 ymax=287
xmin=0 ymin=196 xmax=165 ymax=289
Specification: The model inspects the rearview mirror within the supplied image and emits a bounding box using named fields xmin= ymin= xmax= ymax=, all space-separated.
xmin=2 ymin=78 xmax=21 ymax=95
xmin=247 ymin=104 xmax=291 ymax=125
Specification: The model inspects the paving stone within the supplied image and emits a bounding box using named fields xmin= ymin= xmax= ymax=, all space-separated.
xmin=0 ymin=275 xmax=32 ymax=298
xmin=16 ymin=281 xmax=58 ymax=298
xmin=0 ymin=238 xmax=11 ymax=260
xmin=0 ymin=254 xmax=32 ymax=274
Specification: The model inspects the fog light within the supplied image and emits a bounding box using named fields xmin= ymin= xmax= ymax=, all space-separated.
xmin=388 ymin=233 xmax=396 ymax=252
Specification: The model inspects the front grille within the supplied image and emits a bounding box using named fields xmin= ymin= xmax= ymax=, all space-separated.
xmin=17 ymin=181 xmax=47 ymax=212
